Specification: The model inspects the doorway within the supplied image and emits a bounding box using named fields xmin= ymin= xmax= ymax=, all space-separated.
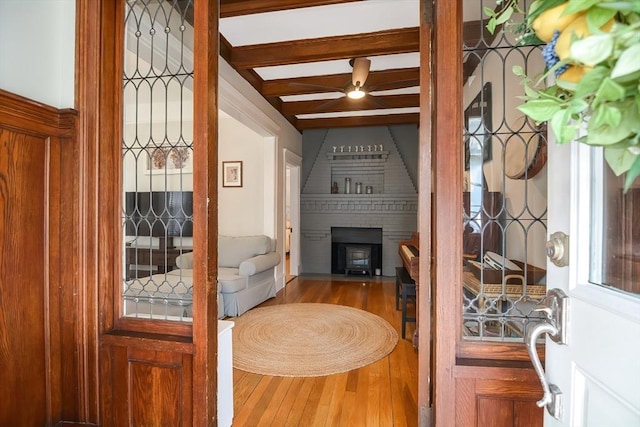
xmin=284 ymin=149 xmax=301 ymax=282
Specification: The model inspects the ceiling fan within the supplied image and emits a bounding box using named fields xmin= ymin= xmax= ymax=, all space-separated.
xmin=287 ymin=57 xmax=385 ymax=112
xmin=345 ymin=57 xmax=371 ymax=99
xmin=285 ymin=57 xmax=419 ymax=113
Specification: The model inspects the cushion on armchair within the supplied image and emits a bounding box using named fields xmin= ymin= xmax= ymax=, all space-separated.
xmin=218 ymin=235 xmax=273 ymax=267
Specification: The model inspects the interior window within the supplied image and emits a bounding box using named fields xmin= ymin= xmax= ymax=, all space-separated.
xmin=121 ymin=0 xmax=195 ymax=322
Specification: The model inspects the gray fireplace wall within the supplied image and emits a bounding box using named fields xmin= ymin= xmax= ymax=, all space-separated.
xmin=301 ymin=125 xmax=418 ymax=276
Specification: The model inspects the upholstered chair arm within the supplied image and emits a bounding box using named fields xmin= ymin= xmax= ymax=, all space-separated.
xmin=238 ymin=252 xmax=281 ymax=276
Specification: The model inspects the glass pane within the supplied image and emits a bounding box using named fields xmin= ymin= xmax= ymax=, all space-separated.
xmin=461 ymin=0 xmax=548 ymax=341
xmin=121 ymin=0 xmax=194 ymax=321
xmin=591 ymin=162 xmax=640 ymax=295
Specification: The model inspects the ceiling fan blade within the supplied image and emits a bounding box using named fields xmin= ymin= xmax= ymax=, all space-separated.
xmin=289 ymin=82 xmax=344 ymax=92
xmin=314 ymin=96 xmax=346 ymax=112
xmin=351 ymin=57 xmax=371 ymax=87
xmin=367 ymin=78 xmax=420 ymax=92
xmin=368 ymin=94 xmax=389 ymax=109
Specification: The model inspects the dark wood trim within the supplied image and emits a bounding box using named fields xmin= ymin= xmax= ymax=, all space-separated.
xmin=458 ymin=341 xmax=544 ymax=362
xmin=74 ymin=0 xmax=101 ymax=421
xmin=101 ymin=331 xmax=195 ymax=353
xmin=281 ymin=93 xmax=419 ymax=115
xmin=418 ymin=0 xmax=433 ymax=422
xmin=261 ymin=68 xmax=420 ymax=97
xmin=228 ymin=28 xmax=419 ymax=69
xmin=432 ymin=0 xmax=463 ymax=422
xmin=192 ymin=0 xmax=220 ymax=424
xmin=0 ymin=89 xmax=76 ymax=136
xmin=295 ymin=113 xmax=419 ymax=130
xmin=220 ymin=0 xmax=361 ymax=18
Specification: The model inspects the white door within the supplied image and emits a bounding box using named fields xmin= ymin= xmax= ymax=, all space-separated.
xmin=537 ymin=138 xmax=640 ymax=425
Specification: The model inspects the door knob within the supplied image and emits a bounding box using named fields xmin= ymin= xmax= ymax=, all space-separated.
xmin=525 ymin=288 xmax=569 ymax=420
xmin=546 ymin=232 xmax=569 ymax=267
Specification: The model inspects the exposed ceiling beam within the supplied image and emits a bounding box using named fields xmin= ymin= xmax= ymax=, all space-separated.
xmin=220 ymin=0 xmax=362 ymax=18
xmin=228 ymin=28 xmax=419 ymax=69
xmin=262 ymin=68 xmax=420 ymax=97
xmin=296 ymin=113 xmax=419 ymax=130
xmin=282 ymin=93 xmax=419 ymax=115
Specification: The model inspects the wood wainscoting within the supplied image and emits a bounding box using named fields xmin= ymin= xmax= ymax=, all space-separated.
xmin=0 ymin=90 xmax=87 ymax=425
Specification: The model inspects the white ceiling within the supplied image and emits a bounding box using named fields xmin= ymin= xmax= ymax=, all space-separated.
xmin=219 ymin=0 xmax=420 ymax=122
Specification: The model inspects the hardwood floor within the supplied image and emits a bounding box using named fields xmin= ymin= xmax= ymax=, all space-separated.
xmin=231 ymin=274 xmax=419 ymax=426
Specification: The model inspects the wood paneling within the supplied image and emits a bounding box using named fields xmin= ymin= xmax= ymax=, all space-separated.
xmin=0 ymin=129 xmax=48 ymax=426
xmin=454 ymin=365 xmax=543 ymax=427
xmin=0 ymin=90 xmax=80 ymax=425
xmin=101 ymin=346 xmax=194 ymax=427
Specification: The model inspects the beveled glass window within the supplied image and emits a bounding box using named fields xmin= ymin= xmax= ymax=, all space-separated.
xmin=461 ymin=0 xmax=548 ymax=341
xmin=121 ymin=0 xmax=194 ymax=321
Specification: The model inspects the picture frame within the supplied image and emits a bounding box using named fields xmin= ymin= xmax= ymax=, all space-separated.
xmin=222 ymin=161 xmax=243 ymax=187
xmin=145 ymin=146 xmax=193 ymax=175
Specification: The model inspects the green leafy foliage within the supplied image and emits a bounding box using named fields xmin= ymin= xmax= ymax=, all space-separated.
xmin=486 ymin=0 xmax=640 ymax=190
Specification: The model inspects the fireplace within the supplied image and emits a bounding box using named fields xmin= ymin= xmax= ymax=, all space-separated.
xmin=345 ymin=245 xmax=372 ymax=276
xmin=331 ymin=227 xmax=382 ymax=275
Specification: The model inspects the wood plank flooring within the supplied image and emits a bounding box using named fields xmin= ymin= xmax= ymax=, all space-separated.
xmin=231 ymin=274 xmax=419 ymax=426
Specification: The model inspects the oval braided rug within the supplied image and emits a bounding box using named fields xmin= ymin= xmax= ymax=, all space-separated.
xmin=232 ymin=303 xmax=398 ymax=377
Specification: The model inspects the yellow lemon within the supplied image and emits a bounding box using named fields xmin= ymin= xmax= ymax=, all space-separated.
xmin=557 ymin=65 xmax=592 ymax=84
xmin=531 ymin=3 xmax=584 ymax=43
xmin=555 ymin=16 xmax=614 ymax=60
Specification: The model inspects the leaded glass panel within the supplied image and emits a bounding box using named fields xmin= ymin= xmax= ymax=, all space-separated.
xmin=121 ymin=0 xmax=194 ymax=321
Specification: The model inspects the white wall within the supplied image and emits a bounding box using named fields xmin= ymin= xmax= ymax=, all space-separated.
xmin=218 ymin=114 xmax=266 ymax=235
xmin=219 ymin=58 xmax=302 ymax=287
xmin=0 ymin=0 xmax=75 ymax=108
xmin=0 ymin=0 xmax=304 ymax=288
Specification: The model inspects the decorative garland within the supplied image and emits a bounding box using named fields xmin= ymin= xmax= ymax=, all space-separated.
xmin=486 ymin=0 xmax=640 ymax=190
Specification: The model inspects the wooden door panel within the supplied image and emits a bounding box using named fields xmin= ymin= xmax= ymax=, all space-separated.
xmin=454 ymin=370 xmax=543 ymax=427
xmin=0 ymin=130 xmax=48 ymax=426
xmin=477 ymin=398 xmax=513 ymax=427
xmin=101 ymin=345 xmax=194 ymax=426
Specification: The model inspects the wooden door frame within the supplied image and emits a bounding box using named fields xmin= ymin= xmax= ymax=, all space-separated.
xmin=76 ymin=0 xmax=219 ymax=424
xmin=430 ymin=0 xmax=463 ymax=421
xmin=192 ymin=0 xmax=219 ymax=421
xmin=417 ymin=0 xmax=434 ymax=425
xmin=429 ymin=1 xmax=544 ymax=424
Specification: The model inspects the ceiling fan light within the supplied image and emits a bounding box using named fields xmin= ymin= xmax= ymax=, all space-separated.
xmin=347 ymin=86 xmax=366 ymax=99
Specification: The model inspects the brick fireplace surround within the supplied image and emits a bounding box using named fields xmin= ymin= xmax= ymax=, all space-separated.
xmin=301 ymin=126 xmax=418 ymax=276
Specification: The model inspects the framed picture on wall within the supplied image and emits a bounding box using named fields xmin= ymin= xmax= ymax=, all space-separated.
xmin=145 ymin=145 xmax=193 ymax=175
xmin=222 ymin=161 xmax=243 ymax=187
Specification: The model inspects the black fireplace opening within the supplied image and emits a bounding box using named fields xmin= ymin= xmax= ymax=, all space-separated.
xmin=331 ymin=227 xmax=382 ymax=275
